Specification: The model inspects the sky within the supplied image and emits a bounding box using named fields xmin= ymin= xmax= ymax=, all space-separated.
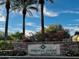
xmin=0 ymin=0 xmax=79 ymax=36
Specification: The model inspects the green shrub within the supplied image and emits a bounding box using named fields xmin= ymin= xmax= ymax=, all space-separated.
xmin=0 ymin=40 xmax=14 ymax=50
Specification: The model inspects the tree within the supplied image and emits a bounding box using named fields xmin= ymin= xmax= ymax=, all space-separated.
xmin=0 ymin=40 xmax=14 ymax=50
xmin=11 ymin=0 xmax=38 ymax=39
xmin=0 ymin=31 xmax=4 ymax=40
xmin=5 ymin=0 xmax=10 ymax=40
xmin=38 ymin=0 xmax=53 ymax=41
xmin=10 ymin=32 xmax=25 ymax=41
xmin=0 ymin=0 xmax=10 ymax=40
xmin=33 ymin=24 xmax=70 ymax=41
xmin=45 ymin=24 xmax=62 ymax=33
xmin=45 ymin=24 xmax=70 ymax=41
xmin=33 ymin=32 xmax=43 ymax=42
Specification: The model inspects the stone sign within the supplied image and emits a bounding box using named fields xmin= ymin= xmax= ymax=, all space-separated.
xmin=28 ymin=44 xmax=60 ymax=56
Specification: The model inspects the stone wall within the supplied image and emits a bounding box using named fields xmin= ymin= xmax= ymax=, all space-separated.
xmin=12 ymin=41 xmax=78 ymax=56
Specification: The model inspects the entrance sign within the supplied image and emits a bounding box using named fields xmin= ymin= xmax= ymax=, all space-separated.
xmin=28 ymin=44 xmax=60 ymax=56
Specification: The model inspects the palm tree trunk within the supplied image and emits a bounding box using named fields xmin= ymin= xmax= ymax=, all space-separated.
xmin=5 ymin=9 xmax=9 ymax=40
xmin=23 ymin=13 xmax=26 ymax=36
xmin=40 ymin=3 xmax=45 ymax=41
xmin=41 ymin=4 xmax=44 ymax=35
xmin=22 ymin=7 xmax=26 ymax=38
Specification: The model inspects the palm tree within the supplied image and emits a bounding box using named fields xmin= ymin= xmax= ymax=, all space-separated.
xmin=5 ymin=0 xmax=10 ymax=40
xmin=11 ymin=0 xmax=38 ymax=39
xmin=0 ymin=0 xmax=10 ymax=40
xmin=39 ymin=0 xmax=53 ymax=41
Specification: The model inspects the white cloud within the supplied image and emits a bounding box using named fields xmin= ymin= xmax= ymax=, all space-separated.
xmin=45 ymin=25 xmax=48 ymax=28
xmin=43 ymin=7 xmax=59 ymax=17
xmin=8 ymin=27 xmax=35 ymax=36
xmin=25 ymin=30 xmax=35 ymax=36
xmin=18 ymin=22 xmax=35 ymax=27
xmin=26 ymin=22 xmax=35 ymax=26
xmin=34 ymin=25 xmax=48 ymax=32
xmin=64 ymin=26 xmax=79 ymax=36
xmin=0 ymin=27 xmax=4 ymax=32
xmin=19 ymin=5 xmax=58 ymax=18
xmin=0 ymin=13 xmax=6 ymax=21
xmin=18 ymin=23 xmax=48 ymax=33
xmin=35 ymin=26 xmax=41 ymax=31
xmin=60 ymin=10 xmax=79 ymax=14
xmin=27 ymin=6 xmax=59 ymax=17
xmin=38 ymin=6 xmax=58 ymax=17
xmin=67 ymin=24 xmax=79 ymax=27
xmin=10 ymin=5 xmax=58 ymax=18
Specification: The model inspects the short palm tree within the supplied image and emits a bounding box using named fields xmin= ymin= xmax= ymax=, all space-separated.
xmin=39 ymin=0 xmax=53 ymax=41
xmin=0 ymin=0 xmax=10 ymax=40
xmin=11 ymin=0 xmax=38 ymax=39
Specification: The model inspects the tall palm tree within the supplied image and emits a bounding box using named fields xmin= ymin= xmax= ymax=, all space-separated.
xmin=0 ymin=0 xmax=10 ymax=40
xmin=5 ymin=0 xmax=10 ymax=40
xmin=11 ymin=0 xmax=38 ymax=39
xmin=39 ymin=0 xmax=53 ymax=41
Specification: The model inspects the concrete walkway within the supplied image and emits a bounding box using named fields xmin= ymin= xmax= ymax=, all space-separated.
xmin=0 ymin=56 xmax=79 ymax=59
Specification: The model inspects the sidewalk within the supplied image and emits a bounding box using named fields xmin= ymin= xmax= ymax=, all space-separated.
xmin=0 ymin=56 xmax=79 ymax=59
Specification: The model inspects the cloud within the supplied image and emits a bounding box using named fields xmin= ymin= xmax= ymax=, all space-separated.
xmin=33 ymin=25 xmax=48 ymax=32
xmin=18 ymin=5 xmax=59 ymax=18
xmin=67 ymin=24 xmax=79 ymax=27
xmin=0 ymin=13 xmax=6 ymax=22
xmin=43 ymin=7 xmax=59 ymax=17
xmin=18 ymin=22 xmax=35 ymax=27
xmin=26 ymin=22 xmax=35 ymax=26
xmin=7 ymin=27 xmax=35 ymax=36
xmin=38 ymin=6 xmax=59 ymax=17
xmin=64 ymin=23 xmax=79 ymax=36
xmin=18 ymin=22 xmax=41 ymax=32
xmin=0 ymin=27 xmax=4 ymax=32
xmin=18 ymin=22 xmax=48 ymax=32
xmin=35 ymin=26 xmax=41 ymax=31
xmin=25 ymin=30 xmax=35 ymax=36
xmin=64 ymin=26 xmax=79 ymax=36
xmin=9 ymin=5 xmax=59 ymax=18
xmin=59 ymin=10 xmax=79 ymax=14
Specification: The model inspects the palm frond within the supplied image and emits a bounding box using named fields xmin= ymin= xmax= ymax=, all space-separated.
xmin=10 ymin=0 xmax=38 ymax=16
xmin=29 ymin=7 xmax=38 ymax=11
xmin=27 ymin=10 xmax=33 ymax=16
xmin=0 ymin=2 xmax=5 ymax=5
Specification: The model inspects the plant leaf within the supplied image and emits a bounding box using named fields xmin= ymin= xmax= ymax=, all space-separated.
xmin=29 ymin=7 xmax=38 ymax=11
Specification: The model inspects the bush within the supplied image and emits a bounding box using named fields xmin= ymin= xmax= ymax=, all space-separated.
xmin=0 ymin=50 xmax=27 ymax=56
xmin=0 ymin=40 xmax=14 ymax=50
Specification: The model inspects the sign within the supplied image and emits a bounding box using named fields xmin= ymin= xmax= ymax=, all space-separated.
xmin=28 ymin=44 xmax=60 ymax=56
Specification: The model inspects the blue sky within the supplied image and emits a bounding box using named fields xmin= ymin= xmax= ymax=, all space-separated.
xmin=0 ymin=0 xmax=79 ymax=36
